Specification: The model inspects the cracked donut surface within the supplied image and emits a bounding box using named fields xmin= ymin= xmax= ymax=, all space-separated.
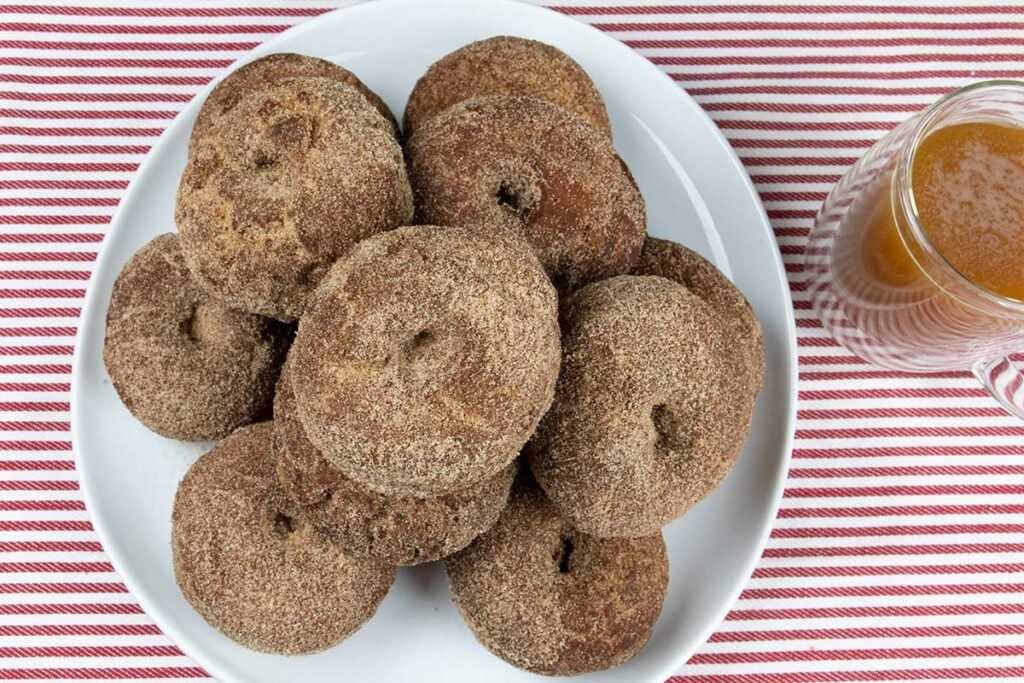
xmin=176 ymin=77 xmax=413 ymax=321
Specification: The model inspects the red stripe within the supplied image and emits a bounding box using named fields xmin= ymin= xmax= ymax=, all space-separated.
xmin=0 ymin=162 xmax=136 ymax=173
xmin=801 ymin=388 xmax=987 ymax=399
xmin=0 ymin=383 xmax=70 ymax=392
xmin=0 ymin=519 xmax=88 ymax=529
xmin=762 ymin=543 xmax=1024 ymax=558
xmin=0 ymin=421 xmax=70 ymax=432
xmin=0 ymin=328 xmax=78 ymax=338
xmin=0 ymin=180 xmax=128 ymax=190
xmin=707 ymin=623 xmax=1024 ymax=642
xmin=778 ymin=504 xmax=1024 ymax=518
xmin=0 ymin=286 xmax=86 ymax=296
xmin=798 ymin=407 xmax=1005 ymax=419
xmin=0 ymin=144 xmax=147 ymax=155
xmin=0 ymin=603 xmax=139 ymax=615
xmin=631 ymin=37 xmax=1024 ymax=49
xmin=0 ymin=501 xmax=83 ymax=511
xmin=0 ymin=107 xmax=175 ymax=120
xmin=772 ymin=524 xmax=1024 ymax=538
xmin=0 ymin=345 xmax=75 ymax=356
xmin=0 ymin=5 xmax=326 ymax=16
xmin=0 ymin=126 xmax=162 ymax=137
xmin=742 ymin=583 xmax=1024 ymax=599
xmin=0 ymin=74 xmax=207 ymax=86
xmin=0 ymin=441 xmax=72 ymax=451
xmin=0 ymin=365 xmax=72 ymax=375
xmin=656 ymin=53 xmax=1024 ymax=66
xmin=0 ymin=42 xmax=256 ymax=54
xmin=0 ymin=308 xmax=83 ymax=318
xmin=0 ymin=624 xmax=159 ymax=637
xmin=0 ymin=271 xmax=91 ymax=281
xmin=671 ymin=669 xmax=1024 ymax=683
xmin=0 ymin=481 xmax=79 ymax=492
xmin=785 ymin=485 xmax=1024 ymax=498
xmin=596 ymin=20 xmax=1024 ymax=30
xmin=0 ymin=646 xmax=182 ymax=658
xmin=753 ymin=563 xmax=1024 ymax=578
xmin=796 ymin=426 xmax=1024 ymax=438
xmin=0 ymin=215 xmax=109 ymax=225
xmin=0 ymin=669 xmax=207 ymax=680
xmin=0 ymin=582 xmax=122 ymax=594
xmin=0 ymin=402 xmax=69 ymax=411
xmin=558 ymin=5 xmax=1024 ymax=15
xmin=795 ymin=445 xmax=1024 ymax=458
xmin=0 ymin=563 xmax=112 ymax=574
xmin=728 ymin=604 xmax=1024 ymax=620
xmin=0 ymin=234 xmax=103 ymax=244
xmin=690 ymin=646 xmax=1024 ymax=665
xmin=674 ymin=69 xmax=1024 ymax=81
xmin=0 ymin=24 xmax=285 ymax=36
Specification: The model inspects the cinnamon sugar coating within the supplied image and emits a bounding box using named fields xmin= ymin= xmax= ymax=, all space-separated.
xmin=403 ymin=36 xmax=610 ymax=138
xmin=445 ymin=474 xmax=667 ymax=675
xmin=103 ymin=234 xmax=287 ymax=441
xmin=171 ymin=423 xmax=395 ymax=655
xmin=290 ymin=224 xmax=560 ymax=498
xmin=176 ymin=77 xmax=413 ymax=321
xmin=191 ymin=52 xmax=398 ymax=149
xmin=527 ymin=243 xmax=764 ymax=537
xmin=406 ymin=95 xmax=646 ymax=293
xmin=274 ymin=362 xmax=515 ymax=565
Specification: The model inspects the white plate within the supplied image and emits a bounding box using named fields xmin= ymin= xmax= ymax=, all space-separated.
xmin=71 ymin=1 xmax=797 ymax=681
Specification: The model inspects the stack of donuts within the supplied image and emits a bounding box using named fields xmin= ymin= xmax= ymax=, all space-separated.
xmin=103 ymin=37 xmax=764 ymax=676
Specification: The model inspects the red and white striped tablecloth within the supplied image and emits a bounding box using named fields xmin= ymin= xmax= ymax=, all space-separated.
xmin=3 ymin=0 xmax=1024 ymax=680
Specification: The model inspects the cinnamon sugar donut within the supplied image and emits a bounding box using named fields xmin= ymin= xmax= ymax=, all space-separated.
xmin=172 ymin=423 xmax=395 ymax=655
xmin=403 ymin=36 xmax=610 ymax=138
xmin=103 ymin=234 xmax=287 ymax=441
xmin=445 ymin=474 xmax=667 ymax=675
xmin=290 ymin=224 xmax=560 ymax=497
xmin=176 ymin=77 xmax=413 ymax=321
xmin=191 ymin=52 xmax=398 ymax=149
xmin=527 ymin=248 xmax=764 ymax=538
xmin=406 ymin=95 xmax=645 ymax=292
xmin=274 ymin=362 xmax=516 ymax=565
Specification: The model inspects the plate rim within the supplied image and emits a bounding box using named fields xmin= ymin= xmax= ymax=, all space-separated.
xmin=69 ymin=1 xmax=798 ymax=680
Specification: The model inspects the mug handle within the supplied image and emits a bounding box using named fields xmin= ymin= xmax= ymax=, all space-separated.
xmin=972 ymin=357 xmax=1024 ymax=419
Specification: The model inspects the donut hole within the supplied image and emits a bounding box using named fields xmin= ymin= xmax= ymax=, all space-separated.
xmin=492 ymin=170 xmax=541 ymax=220
xmin=553 ymin=532 xmax=575 ymax=574
xmin=272 ymin=512 xmax=295 ymax=537
xmin=180 ymin=304 xmax=216 ymax=345
xmin=385 ymin=329 xmax=439 ymax=367
xmin=252 ymin=150 xmax=277 ymax=170
xmin=651 ymin=402 xmax=691 ymax=454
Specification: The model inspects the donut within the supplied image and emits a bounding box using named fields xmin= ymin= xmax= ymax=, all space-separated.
xmin=190 ymin=52 xmax=398 ymax=149
xmin=527 ymin=246 xmax=764 ymax=538
xmin=172 ymin=423 xmax=395 ymax=655
xmin=103 ymin=233 xmax=287 ymax=441
xmin=406 ymin=95 xmax=645 ymax=292
xmin=445 ymin=474 xmax=667 ymax=675
xmin=176 ymin=77 xmax=413 ymax=321
xmin=290 ymin=224 xmax=560 ymax=497
xmin=274 ymin=361 xmax=516 ymax=565
xmin=403 ymin=36 xmax=610 ymax=138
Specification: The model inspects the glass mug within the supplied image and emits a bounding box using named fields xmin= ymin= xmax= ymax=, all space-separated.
xmin=805 ymin=81 xmax=1024 ymax=418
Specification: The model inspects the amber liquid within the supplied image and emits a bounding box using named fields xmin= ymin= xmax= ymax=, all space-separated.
xmin=862 ymin=121 xmax=1024 ymax=301
xmin=819 ymin=120 xmax=1024 ymax=370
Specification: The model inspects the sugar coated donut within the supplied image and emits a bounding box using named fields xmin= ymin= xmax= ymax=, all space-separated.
xmin=172 ymin=423 xmax=395 ymax=655
xmin=274 ymin=362 xmax=516 ymax=565
xmin=290 ymin=224 xmax=560 ymax=497
xmin=191 ymin=52 xmax=398 ymax=149
xmin=176 ymin=77 xmax=413 ymax=321
xmin=403 ymin=36 xmax=610 ymax=138
xmin=103 ymin=233 xmax=287 ymax=441
xmin=527 ymin=247 xmax=764 ymax=537
xmin=406 ymin=95 xmax=645 ymax=292
xmin=445 ymin=474 xmax=668 ymax=675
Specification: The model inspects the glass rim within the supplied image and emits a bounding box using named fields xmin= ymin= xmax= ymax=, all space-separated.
xmin=894 ymin=78 xmax=1024 ymax=313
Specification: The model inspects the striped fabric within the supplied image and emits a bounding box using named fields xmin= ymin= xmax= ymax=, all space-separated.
xmin=2 ymin=0 xmax=1024 ymax=680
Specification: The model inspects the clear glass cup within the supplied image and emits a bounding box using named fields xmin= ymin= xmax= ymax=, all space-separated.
xmin=805 ymin=80 xmax=1024 ymax=418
